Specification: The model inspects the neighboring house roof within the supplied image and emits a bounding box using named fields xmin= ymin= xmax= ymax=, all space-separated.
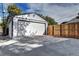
xmin=61 ymin=22 xmax=67 ymax=24
xmin=66 ymin=16 xmax=79 ymax=24
xmin=60 ymin=15 xmax=79 ymax=24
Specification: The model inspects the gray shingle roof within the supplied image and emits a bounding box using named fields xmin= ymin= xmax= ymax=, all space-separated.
xmin=66 ymin=16 xmax=79 ymax=24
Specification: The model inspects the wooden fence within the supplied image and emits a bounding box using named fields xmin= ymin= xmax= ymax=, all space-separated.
xmin=47 ymin=23 xmax=79 ymax=38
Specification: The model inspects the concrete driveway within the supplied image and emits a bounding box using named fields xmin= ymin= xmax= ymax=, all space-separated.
xmin=0 ymin=36 xmax=79 ymax=56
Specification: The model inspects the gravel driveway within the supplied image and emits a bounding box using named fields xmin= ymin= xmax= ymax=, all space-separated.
xmin=0 ymin=36 xmax=79 ymax=56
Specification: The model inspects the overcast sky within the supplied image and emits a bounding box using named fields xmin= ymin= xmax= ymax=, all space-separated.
xmin=28 ymin=3 xmax=79 ymax=24
xmin=0 ymin=3 xmax=79 ymax=24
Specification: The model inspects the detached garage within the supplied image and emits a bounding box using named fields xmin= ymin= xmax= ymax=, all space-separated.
xmin=8 ymin=13 xmax=48 ymax=38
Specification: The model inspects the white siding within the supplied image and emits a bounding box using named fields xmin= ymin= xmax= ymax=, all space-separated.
xmin=9 ymin=13 xmax=48 ymax=38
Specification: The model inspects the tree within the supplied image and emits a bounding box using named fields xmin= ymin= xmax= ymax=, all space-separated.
xmin=37 ymin=13 xmax=57 ymax=25
xmin=2 ymin=4 xmax=22 ymax=35
xmin=7 ymin=4 xmax=21 ymax=16
xmin=44 ymin=16 xmax=57 ymax=25
xmin=1 ymin=18 xmax=8 ymax=36
xmin=7 ymin=4 xmax=22 ymax=23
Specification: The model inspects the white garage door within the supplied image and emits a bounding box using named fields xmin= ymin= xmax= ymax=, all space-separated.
xmin=17 ymin=20 xmax=46 ymax=37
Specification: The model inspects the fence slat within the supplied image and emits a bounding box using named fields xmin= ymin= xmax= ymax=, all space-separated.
xmin=47 ymin=25 xmax=53 ymax=36
xmin=75 ymin=23 xmax=79 ymax=38
xmin=68 ymin=23 xmax=75 ymax=38
xmin=54 ymin=25 xmax=60 ymax=37
xmin=61 ymin=24 xmax=69 ymax=37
